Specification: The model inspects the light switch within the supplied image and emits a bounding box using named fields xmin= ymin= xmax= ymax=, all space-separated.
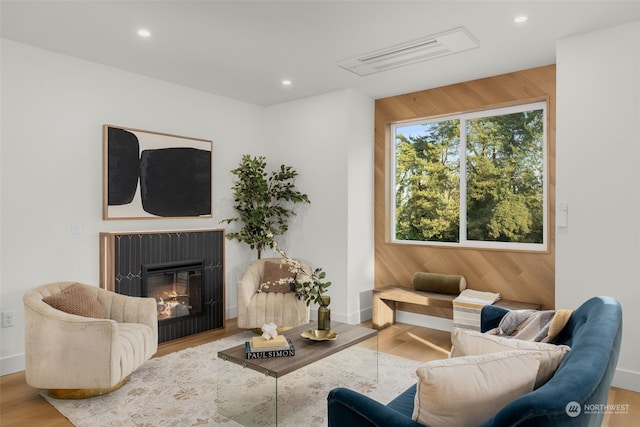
xmin=558 ymin=202 xmax=568 ymax=228
xmin=71 ymin=223 xmax=82 ymax=238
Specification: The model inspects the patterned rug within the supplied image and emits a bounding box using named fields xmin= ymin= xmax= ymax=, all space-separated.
xmin=42 ymin=331 xmax=422 ymax=426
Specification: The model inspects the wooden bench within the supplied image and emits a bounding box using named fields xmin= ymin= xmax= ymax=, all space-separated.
xmin=372 ymin=286 xmax=541 ymax=330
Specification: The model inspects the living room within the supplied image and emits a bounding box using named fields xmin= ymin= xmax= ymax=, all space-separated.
xmin=1 ymin=1 xmax=639 ymax=425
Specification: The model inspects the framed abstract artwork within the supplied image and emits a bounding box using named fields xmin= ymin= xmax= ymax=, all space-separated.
xmin=103 ymin=125 xmax=213 ymax=220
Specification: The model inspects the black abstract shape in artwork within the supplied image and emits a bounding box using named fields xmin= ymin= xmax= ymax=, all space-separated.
xmin=108 ymin=127 xmax=140 ymax=205
xmin=140 ymin=147 xmax=211 ymax=217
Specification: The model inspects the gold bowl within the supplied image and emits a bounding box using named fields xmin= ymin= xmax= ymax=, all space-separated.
xmin=301 ymin=330 xmax=338 ymax=341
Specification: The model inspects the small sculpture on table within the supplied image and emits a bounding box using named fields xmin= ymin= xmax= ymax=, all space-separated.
xmin=261 ymin=322 xmax=278 ymax=340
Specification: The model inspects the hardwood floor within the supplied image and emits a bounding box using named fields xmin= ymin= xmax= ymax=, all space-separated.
xmin=1 ymin=318 xmax=637 ymax=426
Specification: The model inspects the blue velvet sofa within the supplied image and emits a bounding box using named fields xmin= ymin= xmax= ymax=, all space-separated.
xmin=328 ymin=296 xmax=622 ymax=427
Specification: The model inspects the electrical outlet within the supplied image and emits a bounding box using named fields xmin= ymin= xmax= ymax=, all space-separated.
xmin=2 ymin=311 xmax=15 ymax=327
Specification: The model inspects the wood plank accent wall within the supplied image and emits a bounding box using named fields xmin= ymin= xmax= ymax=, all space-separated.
xmin=374 ymin=65 xmax=556 ymax=311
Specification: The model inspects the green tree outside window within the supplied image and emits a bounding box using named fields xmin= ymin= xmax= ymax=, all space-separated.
xmin=392 ymin=102 xmax=545 ymax=249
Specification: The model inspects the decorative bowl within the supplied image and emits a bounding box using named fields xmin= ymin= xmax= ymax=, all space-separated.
xmin=301 ymin=330 xmax=338 ymax=341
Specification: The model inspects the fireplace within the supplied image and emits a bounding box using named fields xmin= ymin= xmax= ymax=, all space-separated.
xmin=142 ymin=259 xmax=204 ymax=322
xmin=100 ymin=229 xmax=225 ymax=342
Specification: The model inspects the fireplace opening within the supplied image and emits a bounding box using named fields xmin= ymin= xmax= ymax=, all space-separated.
xmin=142 ymin=259 xmax=204 ymax=323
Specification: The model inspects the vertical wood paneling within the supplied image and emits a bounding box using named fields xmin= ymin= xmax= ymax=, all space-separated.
xmin=375 ymin=65 xmax=556 ymax=309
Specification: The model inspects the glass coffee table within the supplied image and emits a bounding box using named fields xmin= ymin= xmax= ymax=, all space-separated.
xmin=217 ymin=321 xmax=378 ymax=426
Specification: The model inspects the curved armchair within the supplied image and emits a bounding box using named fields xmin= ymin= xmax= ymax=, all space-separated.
xmin=23 ymin=281 xmax=158 ymax=398
xmin=237 ymin=258 xmax=310 ymax=329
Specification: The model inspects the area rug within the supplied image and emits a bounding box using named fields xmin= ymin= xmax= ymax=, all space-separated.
xmin=42 ymin=331 xmax=422 ymax=426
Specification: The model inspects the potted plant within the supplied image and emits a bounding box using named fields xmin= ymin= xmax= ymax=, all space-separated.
xmin=221 ymin=154 xmax=310 ymax=259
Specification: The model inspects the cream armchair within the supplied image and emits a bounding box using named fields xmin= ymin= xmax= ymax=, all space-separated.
xmin=237 ymin=258 xmax=310 ymax=329
xmin=23 ymin=281 xmax=158 ymax=398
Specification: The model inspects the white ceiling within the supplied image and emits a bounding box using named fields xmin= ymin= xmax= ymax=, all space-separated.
xmin=2 ymin=1 xmax=639 ymax=106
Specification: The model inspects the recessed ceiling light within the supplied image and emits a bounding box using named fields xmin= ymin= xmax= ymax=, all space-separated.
xmin=282 ymin=79 xmax=292 ymax=86
xmin=514 ymin=15 xmax=528 ymax=23
xmin=137 ymin=29 xmax=151 ymax=37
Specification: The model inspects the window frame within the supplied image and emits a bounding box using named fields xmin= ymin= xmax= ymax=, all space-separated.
xmin=389 ymin=101 xmax=548 ymax=252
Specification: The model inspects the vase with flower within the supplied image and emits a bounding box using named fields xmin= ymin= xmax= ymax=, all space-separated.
xmin=267 ymin=235 xmax=332 ymax=331
xmin=317 ymin=295 xmax=331 ymax=331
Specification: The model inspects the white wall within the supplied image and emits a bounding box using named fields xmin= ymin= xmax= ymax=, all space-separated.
xmin=0 ymin=40 xmax=375 ymax=376
xmin=346 ymin=91 xmax=376 ymax=323
xmin=0 ymin=39 xmax=265 ymax=374
xmin=556 ymin=21 xmax=640 ymax=391
xmin=264 ymin=89 xmax=375 ymax=323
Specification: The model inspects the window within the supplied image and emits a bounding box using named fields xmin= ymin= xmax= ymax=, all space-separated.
xmin=391 ymin=101 xmax=547 ymax=251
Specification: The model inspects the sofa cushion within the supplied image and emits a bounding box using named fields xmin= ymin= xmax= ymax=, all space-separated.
xmin=412 ymin=350 xmax=539 ymax=427
xmin=42 ymin=283 xmax=107 ymax=319
xmin=451 ymin=327 xmax=570 ymax=388
xmin=259 ymin=261 xmax=296 ymax=293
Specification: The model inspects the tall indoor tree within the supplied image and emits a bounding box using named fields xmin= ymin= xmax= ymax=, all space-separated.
xmin=221 ymin=154 xmax=310 ymax=259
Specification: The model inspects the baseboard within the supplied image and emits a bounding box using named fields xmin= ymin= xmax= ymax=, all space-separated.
xmin=613 ymin=368 xmax=640 ymax=392
xmin=334 ymin=307 xmax=371 ymax=325
xmin=396 ymin=310 xmax=454 ymax=332
xmin=357 ymin=306 xmax=372 ymax=324
xmin=226 ymin=304 xmax=237 ymax=320
xmin=303 ymin=307 xmax=370 ymax=326
xmin=1 ymin=353 xmax=25 ymax=376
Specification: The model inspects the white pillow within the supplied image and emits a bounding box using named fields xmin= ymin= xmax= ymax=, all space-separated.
xmin=451 ymin=327 xmax=570 ymax=388
xmin=412 ymin=351 xmax=539 ymax=427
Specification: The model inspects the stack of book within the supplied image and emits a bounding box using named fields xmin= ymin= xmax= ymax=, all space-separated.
xmin=245 ymin=335 xmax=295 ymax=359
xmin=453 ymin=289 xmax=501 ymax=331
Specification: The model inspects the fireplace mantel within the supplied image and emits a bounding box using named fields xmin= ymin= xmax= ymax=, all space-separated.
xmin=99 ymin=229 xmax=225 ymax=342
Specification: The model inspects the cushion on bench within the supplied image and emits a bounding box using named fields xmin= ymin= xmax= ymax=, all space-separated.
xmin=412 ymin=272 xmax=466 ymax=295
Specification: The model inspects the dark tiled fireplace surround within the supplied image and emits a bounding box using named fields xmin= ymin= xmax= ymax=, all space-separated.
xmin=100 ymin=229 xmax=225 ymax=342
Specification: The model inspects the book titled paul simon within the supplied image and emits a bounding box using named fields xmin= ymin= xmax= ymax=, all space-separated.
xmin=245 ymin=339 xmax=295 ymax=359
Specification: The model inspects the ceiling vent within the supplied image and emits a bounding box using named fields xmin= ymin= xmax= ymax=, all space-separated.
xmin=337 ymin=27 xmax=479 ymax=76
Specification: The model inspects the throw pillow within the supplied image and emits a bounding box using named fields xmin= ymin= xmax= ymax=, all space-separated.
xmin=42 ymin=284 xmax=107 ymax=319
xmin=412 ymin=350 xmax=539 ymax=427
xmin=450 ymin=327 xmax=571 ymax=388
xmin=259 ymin=261 xmax=296 ymax=293
xmin=412 ymin=272 xmax=466 ymax=295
